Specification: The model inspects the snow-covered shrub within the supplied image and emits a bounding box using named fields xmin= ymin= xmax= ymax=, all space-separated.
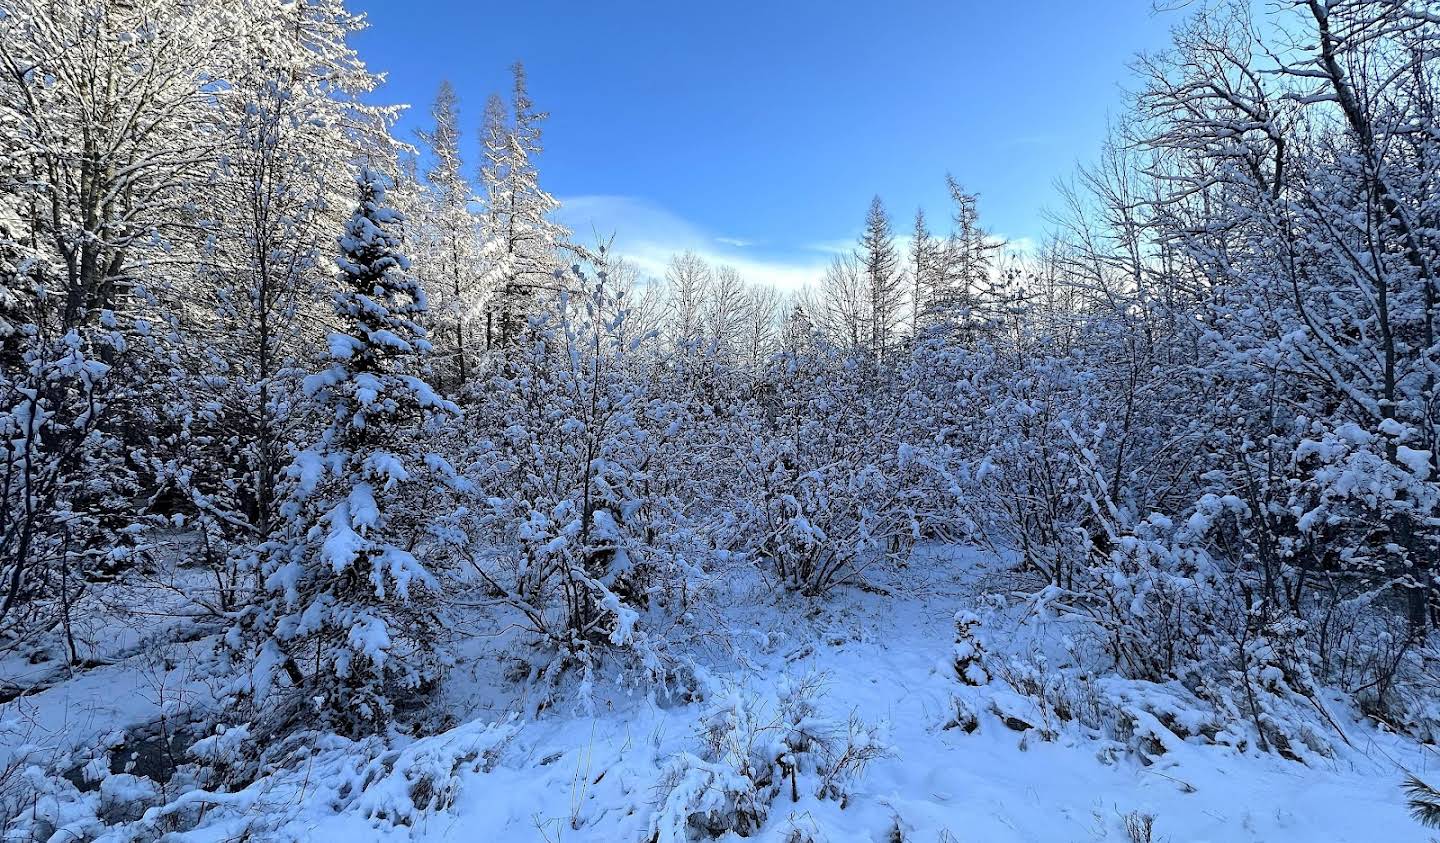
xmin=352 ymin=716 xmax=518 ymax=825
xmin=1 ymin=765 xmax=102 ymax=843
xmin=1209 ymin=613 xmax=1336 ymax=762
xmin=1366 ymin=643 xmax=1440 ymax=744
xmin=813 ymin=714 xmax=888 ymax=806
xmin=942 ymin=693 xmax=981 ymax=734
xmin=53 ymin=717 xmax=517 ymax=840
xmin=963 ymin=351 xmax=1105 ymax=588
xmin=96 ymin=772 xmax=159 ymax=823
xmin=650 ymin=752 xmax=769 ymax=842
xmin=736 ymin=345 xmax=934 ymax=597
xmin=952 ymin=611 xmax=989 ymax=686
xmin=0 ymin=326 xmax=135 ymax=655
xmin=975 ymin=631 xmax=1336 ymax=766
xmin=468 ymin=269 xmax=707 ymax=690
xmin=1020 ymin=436 xmax=1224 ymax=685
xmin=650 ymin=673 xmax=889 ymax=841
xmin=941 ymin=611 xmax=992 ymax=733
xmin=1122 ymin=810 xmax=1156 ymax=843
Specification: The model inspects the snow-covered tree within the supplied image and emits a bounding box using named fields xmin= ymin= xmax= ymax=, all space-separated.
xmin=859 ymin=196 xmax=905 ymax=359
xmin=740 ymin=284 xmax=783 ymax=372
xmin=928 ymin=177 xmax=1000 ymax=339
xmin=706 ymin=265 xmax=749 ymax=360
xmin=234 ymin=169 xmax=458 ymax=737
xmin=415 ymin=81 xmax=483 ymax=392
xmin=0 ymin=0 xmax=238 ymax=330
xmin=910 ymin=207 xmax=937 ymax=338
xmin=479 ymin=63 xmax=568 ymax=349
xmin=664 ymin=251 xmax=713 ymax=352
xmin=147 ymin=0 xmax=397 ymax=616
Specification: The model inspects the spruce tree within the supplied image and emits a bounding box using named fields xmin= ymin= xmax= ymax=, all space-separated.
xmin=236 ymin=168 xmax=458 ymax=737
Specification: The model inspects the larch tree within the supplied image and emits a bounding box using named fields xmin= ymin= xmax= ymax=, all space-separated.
xmin=480 ymin=62 xmax=567 ymax=348
xmin=910 ymin=207 xmax=937 ymax=338
xmin=859 ymin=196 xmax=905 ymax=359
xmin=416 ymin=80 xmax=482 ymax=392
xmin=932 ymin=176 xmax=999 ymax=335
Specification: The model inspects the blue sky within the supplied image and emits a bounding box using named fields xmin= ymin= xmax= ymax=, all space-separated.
xmin=351 ymin=1 xmax=1180 ymax=288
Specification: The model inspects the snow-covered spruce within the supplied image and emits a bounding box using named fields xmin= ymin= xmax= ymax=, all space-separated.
xmin=226 ymin=168 xmax=459 ymax=738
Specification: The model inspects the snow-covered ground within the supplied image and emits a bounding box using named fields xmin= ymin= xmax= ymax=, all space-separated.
xmin=431 ymin=546 xmax=1431 ymax=842
xmin=4 ymin=545 xmax=1434 ymax=841
xmin=1 ymin=545 xmax=222 ymax=778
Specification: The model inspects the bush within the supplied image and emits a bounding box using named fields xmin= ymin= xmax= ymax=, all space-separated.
xmin=649 ymin=673 xmax=889 ymax=841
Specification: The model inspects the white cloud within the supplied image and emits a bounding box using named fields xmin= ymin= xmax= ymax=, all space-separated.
xmin=552 ymin=196 xmax=1044 ymax=291
xmin=999 ymin=235 xmax=1040 ymax=257
xmin=802 ymin=238 xmax=855 ymax=256
xmin=554 ymin=195 xmax=830 ymax=291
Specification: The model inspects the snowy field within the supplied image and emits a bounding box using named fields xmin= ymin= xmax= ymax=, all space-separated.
xmin=5 ymin=545 xmax=1430 ymax=842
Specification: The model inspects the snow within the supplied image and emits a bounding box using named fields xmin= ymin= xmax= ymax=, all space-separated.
xmin=321 ymin=499 xmax=367 ymax=572
xmin=1397 ymin=446 xmax=1431 ymax=479
xmin=46 ymin=545 xmax=1427 ymax=842
xmin=0 ymin=551 xmax=221 ymax=784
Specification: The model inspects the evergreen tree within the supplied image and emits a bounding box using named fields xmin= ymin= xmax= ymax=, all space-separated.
xmin=235 ymin=169 xmax=458 ymax=737
xmin=783 ymin=301 xmax=815 ymax=353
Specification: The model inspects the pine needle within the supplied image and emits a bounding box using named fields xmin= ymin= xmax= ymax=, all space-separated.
xmin=1403 ymin=775 xmax=1440 ymax=829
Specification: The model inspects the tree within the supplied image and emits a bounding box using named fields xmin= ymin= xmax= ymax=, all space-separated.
xmin=910 ymin=207 xmax=937 ymax=338
xmin=416 ymin=80 xmax=482 ymax=391
xmin=153 ymin=0 xmax=394 ymax=614
xmin=0 ymin=0 xmax=400 ymax=656
xmin=664 ymin=251 xmax=713 ymax=352
xmin=818 ymin=252 xmax=867 ymax=352
xmin=480 ymin=63 xmax=567 ymax=348
xmin=235 ymin=169 xmax=457 ymax=737
xmin=706 ymin=265 xmax=749 ymax=359
xmin=782 ymin=299 xmax=815 ymax=354
xmin=1128 ymin=0 xmax=1440 ymax=636
xmin=930 ymin=177 xmax=1000 ymax=336
xmin=859 ymin=196 xmax=905 ymax=358
xmin=741 ymin=285 xmax=783 ymax=371
xmin=0 ymin=0 xmax=235 ymax=331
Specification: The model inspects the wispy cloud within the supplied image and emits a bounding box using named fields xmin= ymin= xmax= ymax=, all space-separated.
xmin=553 ymin=196 xmax=1043 ymax=292
xmin=801 ymin=239 xmax=855 ymax=257
xmin=555 ymin=195 xmax=830 ymax=291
